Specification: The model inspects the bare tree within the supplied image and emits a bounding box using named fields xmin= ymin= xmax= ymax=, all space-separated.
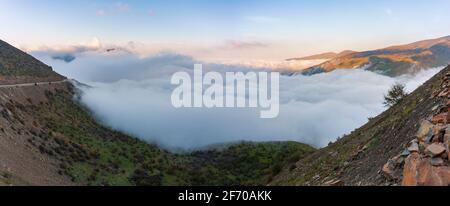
xmin=384 ymin=83 xmax=408 ymax=107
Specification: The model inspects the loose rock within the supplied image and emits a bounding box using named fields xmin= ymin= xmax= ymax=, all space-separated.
xmin=382 ymin=160 xmax=397 ymax=180
xmin=401 ymin=149 xmax=410 ymax=157
xmin=425 ymin=128 xmax=434 ymax=143
xmin=408 ymin=142 xmax=419 ymax=152
xmin=445 ymin=135 xmax=450 ymax=161
xmin=394 ymin=155 xmax=405 ymax=165
xmin=426 ymin=143 xmax=446 ymax=157
xmin=438 ymin=89 xmax=450 ymax=97
xmin=402 ymin=153 xmax=420 ymax=186
xmin=431 ymin=157 xmax=444 ymax=166
xmin=431 ymin=113 xmax=450 ymax=124
xmin=385 ymin=76 xmax=450 ymax=186
xmin=416 ymin=120 xmax=434 ymax=142
xmin=324 ymin=179 xmax=343 ymax=186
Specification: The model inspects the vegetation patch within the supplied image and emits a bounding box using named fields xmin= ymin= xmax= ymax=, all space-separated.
xmin=18 ymin=86 xmax=315 ymax=186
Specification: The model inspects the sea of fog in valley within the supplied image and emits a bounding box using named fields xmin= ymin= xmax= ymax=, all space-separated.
xmin=34 ymin=51 xmax=443 ymax=150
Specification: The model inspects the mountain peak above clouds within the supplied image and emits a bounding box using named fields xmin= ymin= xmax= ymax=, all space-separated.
xmin=300 ymin=36 xmax=450 ymax=77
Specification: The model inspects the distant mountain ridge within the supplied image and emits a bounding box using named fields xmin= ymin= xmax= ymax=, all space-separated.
xmin=300 ymin=36 xmax=450 ymax=76
xmin=287 ymin=50 xmax=356 ymax=61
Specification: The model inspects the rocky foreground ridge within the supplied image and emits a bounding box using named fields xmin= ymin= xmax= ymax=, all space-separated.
xmin=383 ymin=73 xmax=450 ymax=186
xmin=272 ymin=65 xmax=450 ymax=186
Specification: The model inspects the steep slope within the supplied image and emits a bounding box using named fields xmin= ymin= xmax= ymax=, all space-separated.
xmin=0 ymin=40 xmax=64 ymax=84
xmin=272 ymin=65 xmax=450 ymax=186
xmin=301 ymin=36 xmax=450 ymax=76
xmin=0 ymin=39 xmax=315 ymax=186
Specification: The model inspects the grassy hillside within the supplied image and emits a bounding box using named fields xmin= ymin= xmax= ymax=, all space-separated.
xmin=189 ymin=141 xmax=315 ymax=185
xmin=0 ymin=83 xmax=314 ymax=186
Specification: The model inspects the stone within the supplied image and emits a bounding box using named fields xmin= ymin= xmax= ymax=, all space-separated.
xmin=436 ymin=124 xmax=447 ymax=133
xmin=432 ymin=91 xmax=440 ymax=98
xmin=416 ymin=120 xmax=434 ymax=142
xmin=432 ymin=90 xmax=440 ymax=98
xmin=425 ymin=129 xmax=433 ymax=143
xmin=444 ymin=133 xmax=450 ymax=143
xmin=438 ymin=89 xmax=450 ymax=97
xmin=401 ymin=149 xmax=411 ymax=157
xmin=419 ymin=143 xmax=427 ymax=153
xmin=408 ymin=142 xmax=419 ymax=152
xmin=416 ymin=159 xmax=450 ymax=186
xmin=445 ymin=135 xmax=450 ymax=161
xmin=431 ymin=157 xmax=444 ymax=166
xmin=324 ymin=179 xmax=343 ymax=186
xmin=424 ymin=125 xmax=443 ymax=143
xmin=432 ymin=105 xmax=439 ymax=111
xmin=403 ymin=155 xmax=450 ymax=186
xmin=394 ymin=156 xmax=405 ymax=165
xmin=402 ymin=153 xmax=420 ymax=186
xmin=426 ymin=143 xmax=446 ymax=157
xmin=445 ymin=125 xmax=450 ymax=133
xmin=441 ymin=152 xmax=448 ymax=160
xmin=431 ymin=112 xmax=450 ymax=124
xmin=432 ymin=135 xmax=442 ymax=143
xmin=382 ymin=161 xmax=396 ymax=180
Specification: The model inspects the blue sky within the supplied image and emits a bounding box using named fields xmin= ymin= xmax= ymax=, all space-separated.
xmin=1 ymin=0 xmax=450 ymax=60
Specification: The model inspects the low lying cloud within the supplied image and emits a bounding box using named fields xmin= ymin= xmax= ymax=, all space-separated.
xmin=35 ymin=52 xmax=442 ymax=150
xmin=31 ymin=38 xmax=103 ymax=63
xmin=207 ymin=58 xmax=327 ymax=71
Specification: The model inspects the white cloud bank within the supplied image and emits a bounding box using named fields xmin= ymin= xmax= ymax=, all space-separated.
xmin=34 ymin=52 xmax=443 ymax=150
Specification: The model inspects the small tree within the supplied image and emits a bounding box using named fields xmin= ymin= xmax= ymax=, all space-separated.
xmin=384 ymin=83 xmax=408 ymax=107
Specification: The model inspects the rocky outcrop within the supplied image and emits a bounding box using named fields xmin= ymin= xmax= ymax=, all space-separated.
xmin=382 ymin=72 xmax=450 ymax=186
